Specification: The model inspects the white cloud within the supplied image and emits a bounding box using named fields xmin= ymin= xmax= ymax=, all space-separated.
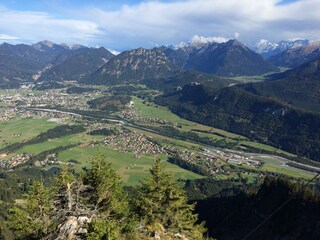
xmin=0 ymin=7 xmax=103 ymax=45
xmin=191 ymin=35 xmax=228 ymax=44
xmin=107 ymin=48 xmax=121 ymax=55
xmin=174 ymin=35 xmax=229 ymax=49
xmin=79 ymin=0 xmax=320 ymax=48
xmin=1 ymin=1 xmax=320 ymax=49
xmin=0 ymin=34 xmax=19 ymax=41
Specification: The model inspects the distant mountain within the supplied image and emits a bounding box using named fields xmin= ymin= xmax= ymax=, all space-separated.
xmin=156 ymin=84 xmax=320 ymax=161
xmin=255 ymin=39 xmax=309 ymax=58
xmin=32 ymin=40 xmax=86 ymax=51
xmin=30 ymin=40 xmax=88 ymax=66
xmin=241 ymin=56 xmax=320 ymax=112
xmin=0 ymin=40 xmax=116 ymax=87
xmin=0 ymin=42 xmax=58 ymax=86
xmin=38 ymin=47 xmax=114 ymax=82
xmin=174 ymin=35 xmax=229 ymax=52
xmin=32 ymin=40 xmax=68 ymax=53
xmin=0 ymin=40 xmax=84 ymax=86
xmin=0 ymin=38 xmax=283 ymax=89
xmin=267 ymin=40 xmax=320 ymax=68
xmin=166 ymin=39 xmax=277 ymax=76
xmin=82 ymin=48 xmax=180 ymax=85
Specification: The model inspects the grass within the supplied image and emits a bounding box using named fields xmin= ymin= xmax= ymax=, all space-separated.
xmin=0 ymin=91 xmax=313 ymax=183
xmin=183 ymin=123 xmax=247 ymax=140
xmin=0 ymin=118 xmax=59 ymax=148
xmin=260 ymin=164 xmax=315 ymax=179
xmin=241 ymin=141 xmax=296 ymax=157
xmin=57 ymin=146 xmax=202 ymax=186
xmin=15 ymin=132 xmax=104 ymax=155
xmin=0 ymin=103 xmax=14 ymax=107
xmin=125 ymin=126 xmax=202 ymax=150
xmin=227 ymin=71 xmax=282 ymax=83
xmin=132 ymin=96 xmax=195 ymax=126
xmin=228 ymin=75 xmax=266 ymax=83
xmin=0 ymin=89 xmax=43 ymax=96
xmin=0 ymin=117 xmax=203 ymax=185
xmin=133 ymin=96 xmax=248 ymax=141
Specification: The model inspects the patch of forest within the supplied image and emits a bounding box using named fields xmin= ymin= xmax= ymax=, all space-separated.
xmin=156 ymin=84 xmax=320 ymax=161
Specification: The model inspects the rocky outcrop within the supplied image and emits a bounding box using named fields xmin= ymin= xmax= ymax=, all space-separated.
xmin=46 ymin=216 xmax=90 ymax=240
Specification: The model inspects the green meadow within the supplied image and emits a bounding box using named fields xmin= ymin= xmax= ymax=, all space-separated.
xmin=57 ymin=146 xmax=202 ymax=186
xmin=0 ymin=118 xmax=59 ymax=148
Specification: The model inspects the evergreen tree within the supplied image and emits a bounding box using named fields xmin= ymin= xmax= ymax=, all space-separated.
xmin=7 ymin=181 xmax=53 ymax=239
xmin=85 ymin=154 xmax=136 ymax=240
xmin=136 ymin=158 xmax=206 ymax=239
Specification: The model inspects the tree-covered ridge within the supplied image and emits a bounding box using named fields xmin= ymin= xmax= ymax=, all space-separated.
xmin=156 ymin=84 xmax=320 ymax=161
xmin=5 ymin=156 xmax=207 ymax=240
xmin=194 ymin=176 xmax=320 ymax=240
xmin=241 ymin=56 xmax=320 ymax=113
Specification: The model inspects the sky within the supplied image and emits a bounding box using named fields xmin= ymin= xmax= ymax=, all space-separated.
xmin=0 ymin=0 xmax=319 ymax=50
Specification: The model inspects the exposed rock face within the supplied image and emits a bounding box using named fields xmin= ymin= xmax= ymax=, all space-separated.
xmin=55 ymin=216 xmax=90 ymax=240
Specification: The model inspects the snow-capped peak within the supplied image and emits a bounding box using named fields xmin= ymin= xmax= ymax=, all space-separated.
xmin=190 ymin=35 xmax=228 ymax=46
xmin=175 ymin=35 xmax=229 ymax=49
xmin=107 ymin=48 xmax=121 ymax=55
xmin=33 ymin=40 xmax=56 ymax=48
xmin=174 ymin=42 xmax=188 ymax=50
xmin=255 ymin=39 xmax=278 ymax=53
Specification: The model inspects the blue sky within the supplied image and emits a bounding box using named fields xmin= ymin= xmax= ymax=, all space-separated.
xmin=0 ymin=0 xmax=319 ymax=50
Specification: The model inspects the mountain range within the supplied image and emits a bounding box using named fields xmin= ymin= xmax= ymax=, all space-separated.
xmin=267 ymin=40 xmax=320 ymax=68
xmin=166 ymin=39 xmax=277 ymax=76
xmin=38 ymin=47 xmax=114 ymax=82
xmin=1 ymin=37 xmax=320 ymax=161
xmin=254 ymin=39 xmax=310 ymax=58
xmin=0 ymin=38 xmax=280 ymax=88
xmin=81 ymin=47 xmax=179 ymax=85
xmin=0 ymin=40 xmax=114 ymax=87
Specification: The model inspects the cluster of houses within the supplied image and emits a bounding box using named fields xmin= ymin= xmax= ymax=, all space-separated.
xmin=101 ymin=131 xmax=166 ymax=158
xmin=119 ymin=104 xmax=139 ymax=119
xmin=204 ymin=149 xmax=262 ymax=168
xmin=120 ymin=103 xmax=172 ymax=126
xmin=84 ymin=122 xmax=114 ymax=133
xmin=0 ymin=153 xmax=33 ymax=169
xmin=0 ymin=88 xmax=100 ymax=111
xmin=0 ymin=108 xmax=17 ymax=121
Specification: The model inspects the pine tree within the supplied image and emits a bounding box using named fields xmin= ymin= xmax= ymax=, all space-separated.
xmin=85 ymin=154 xmax=136 ymax=240
xmin=136 ymin=158 xmax=206 ymax=239
xmin=7 ymin=181 xmax=53 ymax=239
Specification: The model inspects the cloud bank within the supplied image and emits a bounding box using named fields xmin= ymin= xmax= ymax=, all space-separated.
xmin=0 ymin=0 xmax=320 ymax=49
xmin=0 ymin=6 xmax=102 ymax=45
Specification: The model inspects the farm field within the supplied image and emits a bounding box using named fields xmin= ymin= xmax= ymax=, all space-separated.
xmin=57 ymin=146 xmax=202 ymax=186
xmin=132 ymin=96 xmax=195 ymax=126
xmin=241 ymin=141 xmax=296 ymax=157
xmin=132 ymin=97 xmax=296 ymax=157
xmin=0 ymin=90 xmax=317 ymax=186
xmin=0 ymin=118 xmax=59 ymax=148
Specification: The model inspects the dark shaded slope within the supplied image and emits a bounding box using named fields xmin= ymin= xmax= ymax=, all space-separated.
xmin=185 ymin=40 xmax=277 ymax=76
xmin=164 ymin=40 xmax=277 ymax=77
xmin=241 ymin=56 xmax=320 ymax=112
xmin=39 ymin=47 xmax=114 ymax=81
xmin=195 ymin=177 xmax=320 ymax=240
xmin=156 ymin=84 xmax=320 ymax=161
xmin=82 ymin=47 xmax=180 ymax=85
